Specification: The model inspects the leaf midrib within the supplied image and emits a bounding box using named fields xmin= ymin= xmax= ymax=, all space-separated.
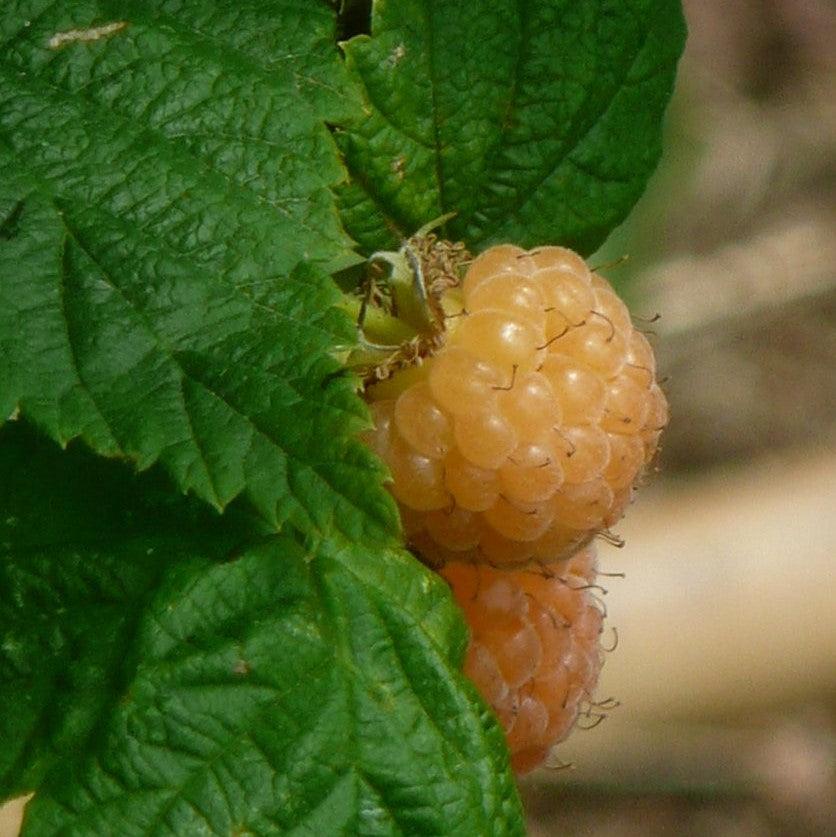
xmin=0 ymin=187 xmax=384 ymax=537
xmin=0 ymin=45 xmax=342 ymax=250
xmin=311 ymin=552 xmax=504 ymax=836
xmin=476 ymin=9 xmax=655 ymax=240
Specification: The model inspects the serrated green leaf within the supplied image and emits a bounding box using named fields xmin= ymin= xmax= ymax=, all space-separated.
xmin=1 ymin=422 xmax=524 ymax=835
xmin=0 ymin=1 xmax=398 ymax=537
xmin=335 ymin=0 xmax=686 ymax=255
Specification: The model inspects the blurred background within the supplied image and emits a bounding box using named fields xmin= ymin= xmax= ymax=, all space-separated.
xmin=524 ymin=0 xmax=836 ymax=834
xmin=2 ymin=0 xmax=833 ymax=834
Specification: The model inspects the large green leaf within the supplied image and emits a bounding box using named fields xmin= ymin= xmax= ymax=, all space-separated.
xmin=0 ymin=1 xmax=399 ymax=536
xmin=1 ymin=422 xmax=523 ymax=835
xmin=336 ymin=0 xmax=686 ymax=255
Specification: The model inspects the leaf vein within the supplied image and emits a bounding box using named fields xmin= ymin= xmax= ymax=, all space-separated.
xmin=483 ymin=18 xmax=655 ymax=238
xmin=55 ymin=230 xmax=122 ymax=453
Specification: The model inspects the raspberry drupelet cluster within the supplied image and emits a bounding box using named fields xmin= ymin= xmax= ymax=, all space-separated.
xmin=363 ymin=243 xmax=666 ymax=568
xmin=440 ymin=546 xmax=603 ymax=774
xmin=356 ymin=238 xmax=667 ymax=775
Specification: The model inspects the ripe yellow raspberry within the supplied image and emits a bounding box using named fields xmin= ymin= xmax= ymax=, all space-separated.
xmin=439 ymin=546 xmax=604 ymax=774
xmin=362 ymin=243 xmax=667 ymax=568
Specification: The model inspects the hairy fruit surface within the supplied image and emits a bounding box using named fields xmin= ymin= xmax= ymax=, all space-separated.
xmin=362 ymin=243 xmax=667 ymax=568
xmin=440 ymin=546 xmax=604 ymax=774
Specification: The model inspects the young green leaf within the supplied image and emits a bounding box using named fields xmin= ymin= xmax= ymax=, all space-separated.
xmin=336 ymin=0 xmax=686 ymax=255
xmin=1 ymin=422 xmax=524 ymax=835
xmin=0 ymin=1 xmax=396 ymax=535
